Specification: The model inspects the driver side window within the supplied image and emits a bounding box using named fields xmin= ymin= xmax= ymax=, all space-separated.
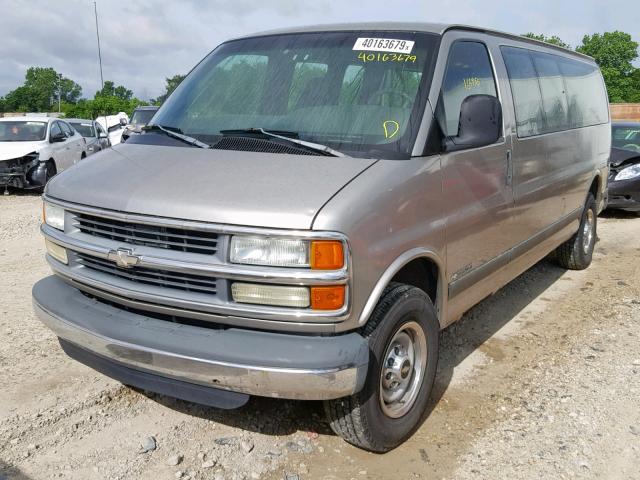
xmin=50 ymin=122 xmax=62 ymax=139
xmin=438 ymin=41 xmax=498 ymax=137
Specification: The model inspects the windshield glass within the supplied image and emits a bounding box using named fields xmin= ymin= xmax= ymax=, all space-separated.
xmin=131 ymin=109 xmax=157 ymax=125
xmin=69 ymin=122 xmax=95 ymax=138
xmin=0 ymin=121 xmax=47 ymax=142
xmin=612 ymin=125 xmax=640 ymax=153
xmin=150 ymin=31 xmax=440 ymax=158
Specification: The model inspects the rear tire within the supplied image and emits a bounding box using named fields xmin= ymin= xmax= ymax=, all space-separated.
xmin=324 ymin=283 xmax=439 ymax=452
xmin=555 ymin=193 xmax=597 ymax=270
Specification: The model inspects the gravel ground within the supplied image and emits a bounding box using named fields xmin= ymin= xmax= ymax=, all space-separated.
xmin=1 ymin=192 xmax=639 ymax=480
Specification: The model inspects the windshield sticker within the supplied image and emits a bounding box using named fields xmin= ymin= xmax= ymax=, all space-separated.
xmin=357 ymin=52 xmax=417 ymax=63
xmin=353 ymin=38 xmax=414 ymax=54
xmin=383 ymin=120 xmax=400 ymax=139
xmin=463 ymin=77 xmax=482 ymax=90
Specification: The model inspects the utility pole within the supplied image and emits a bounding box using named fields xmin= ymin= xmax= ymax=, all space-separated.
xmin=94 ymin=1 xmax=105 ymax=126
xmin=94 ymin=1 xmax=104 ymax=91
xmin=58 ymin=73 xmax=62 ymax=113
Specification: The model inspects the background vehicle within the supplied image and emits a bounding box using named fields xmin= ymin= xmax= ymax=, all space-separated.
xmin=95 ymin=112 xmax=129 ymax=145
xmin=34 ymin=23 xmax=610 ymax=452
xmin=121 ymin=105 xmax=159 ymax=142
xmin=608 ymin=121 xmax=640 ymax=213
xmin=67 ymin=118 xmax=111 ymax=156
xmin=0 ymin=116 xmax=86 ymax=190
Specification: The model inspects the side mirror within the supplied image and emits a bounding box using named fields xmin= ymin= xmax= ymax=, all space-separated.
xmin=444 ymin=95 xmax=502 ymax=153
xmin=50 ymin=132 xmax=66 ymax=143
xmin=98 ymin=132 xmax=108 ymax=139
xmin=119 ymin=118 xmax=128 ymax=126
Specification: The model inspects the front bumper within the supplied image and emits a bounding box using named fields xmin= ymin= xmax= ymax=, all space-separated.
xmin=33 ymin=275 xmax=369 ymax=402
xmin=607 ymin=176 xmax=640 ymax=212
xmin=0 ymin=160 xmax=47 ymax=189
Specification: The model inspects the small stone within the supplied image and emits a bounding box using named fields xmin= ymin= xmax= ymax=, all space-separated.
xmin=241 ymin=440 xmax=254 ymax=453
xmin=317 ymin=446 xmax=325 ymax=453
xmin=299 ymin=463 xmax=308 ymax=474
xmin=9 ymin=438 xmax=19 ymax=445
xmin=214 ymin=436 xmax=236 ymax=446
xmin=250 ymin=472 xmax=260 ymax=479
xmin=174 ymin=471 xmax=184 ymax=479
xmin=419 ymin=448 xmax=429 ymax=463
xmin=197 ymin=452 xmax=206 ymax=461
xmin=630 ymin=425 xmax=639 ymax=436
xmin=213 ymin=473 xmax=225 ymax=480
xmin=202 ymin=460 xmax=216 ymax=469
xmin=27 ymin=443 xmax=37 ymax=450
xmin=139 ymin=436 xmax=157 ymax=453
xmin=166 ymin=454 xmax=183 ymax=466
xmin=285 ymin=441 xmax=299 ymax=452
xmin=359 ymin=471 xmax=368 ymax=476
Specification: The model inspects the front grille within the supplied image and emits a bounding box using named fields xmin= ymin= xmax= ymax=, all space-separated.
xmin=77 ymin=253 xmax=217 ymax=295
xmin=75 ymin=213 xmax=218 ymax=255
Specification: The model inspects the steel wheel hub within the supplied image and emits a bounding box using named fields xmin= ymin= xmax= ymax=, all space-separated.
xmin=379 ymin=321 xmax=427 ymax=418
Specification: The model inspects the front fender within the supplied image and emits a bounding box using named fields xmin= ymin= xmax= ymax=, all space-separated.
xmin=358 ymin=248 xmax=447 ymax=328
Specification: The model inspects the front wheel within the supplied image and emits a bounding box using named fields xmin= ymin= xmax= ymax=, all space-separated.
xmin=324 ymin=283 xmax=439 ymax=452
xmin=555 ymin=193 xmax=597 ymax=270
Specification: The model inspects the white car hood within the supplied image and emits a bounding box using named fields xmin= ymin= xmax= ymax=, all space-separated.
xmin=0 ymin=141 xmax=45 ymax=161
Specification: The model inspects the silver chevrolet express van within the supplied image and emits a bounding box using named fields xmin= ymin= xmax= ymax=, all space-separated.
xmin=33 ymin=22 xmax=610 ymax=452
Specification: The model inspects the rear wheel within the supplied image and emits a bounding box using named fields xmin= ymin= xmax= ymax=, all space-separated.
xmin=324 ymin=283 xmax=439 ymax=452
xmin=555 ymin=193 xmax=597 ymax=270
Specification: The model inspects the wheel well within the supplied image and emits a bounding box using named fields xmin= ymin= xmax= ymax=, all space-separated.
xmin=47 ymin=159 xmax=57 ymax=174
xmin=390 ymin=258 xmax=438 ymax=305
xmin=589 ymin=176 xmax=599 ymax=199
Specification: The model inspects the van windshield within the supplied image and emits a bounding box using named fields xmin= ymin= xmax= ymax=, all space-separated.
xmin=150 ymin=31 xmax=440 ymax=158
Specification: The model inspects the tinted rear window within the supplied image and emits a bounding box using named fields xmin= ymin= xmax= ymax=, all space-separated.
xmin=501 ymin=46 xmax=608 ymax=138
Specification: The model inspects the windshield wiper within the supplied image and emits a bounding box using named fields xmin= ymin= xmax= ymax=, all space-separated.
xmin=219 ymin=128 xmax=346 ymax=157
xmin=144 ymin=124 xmax=210 ymax=149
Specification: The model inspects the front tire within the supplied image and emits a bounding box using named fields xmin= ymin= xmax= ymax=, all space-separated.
xmin=555 ymin=193 xmax=597 ymax=270
xmin=324 ymin=283 xmax=439 ymax=452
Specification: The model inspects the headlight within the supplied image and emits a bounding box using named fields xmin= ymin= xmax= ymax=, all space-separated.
xmin=43 ymin=202 xmax=65 ymax=231
xmin=615 ymin=164 xmax=640 ymax=181
xmin=230 ymin=236 xmax=310 ymax=267
xmin=230 ymin=236 xmax=345 ymax=269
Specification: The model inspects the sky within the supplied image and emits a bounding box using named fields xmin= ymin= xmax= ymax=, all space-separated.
xmin=0 ymin=0 xmax=638 ymax=100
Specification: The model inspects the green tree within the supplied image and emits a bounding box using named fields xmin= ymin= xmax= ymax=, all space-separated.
xmin=95 ymin=80 xmax=133 ymax=101
xmin=577 ymin=31 xmax=639 ymax=102
xmin=523 ymin=33 xmax=571 ymax=49
xmin=577 ymin=31 xmax=638 ymax=74
xmin=1 ymin=67 xmax=82 ymax=112
xmin=154 ymin=74 xmax=186 ymax=104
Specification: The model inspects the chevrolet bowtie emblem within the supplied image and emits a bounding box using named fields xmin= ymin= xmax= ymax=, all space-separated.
xmin=107 ymin=248 xmax=140 ymax=268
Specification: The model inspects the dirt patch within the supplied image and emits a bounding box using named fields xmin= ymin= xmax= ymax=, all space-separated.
xmin=1 ymin=194 xmax=639 ymax=480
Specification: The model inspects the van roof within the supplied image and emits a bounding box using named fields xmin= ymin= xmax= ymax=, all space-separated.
xmin=234 ymin=22 xmax=594 ymax=62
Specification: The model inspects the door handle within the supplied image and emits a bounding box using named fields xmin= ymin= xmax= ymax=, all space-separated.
xmin=505 ymin=149 xmax=513 ymax=186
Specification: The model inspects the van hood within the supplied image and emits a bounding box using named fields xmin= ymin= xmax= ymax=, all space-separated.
xmin=0 ymin=141 xmax=45 ymax=161
xmin=46 ymin=144 xmax=377 ymax=229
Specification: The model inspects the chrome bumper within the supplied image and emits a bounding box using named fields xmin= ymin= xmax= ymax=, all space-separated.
xmin=33 ymin=276 xmax=368 ymax=401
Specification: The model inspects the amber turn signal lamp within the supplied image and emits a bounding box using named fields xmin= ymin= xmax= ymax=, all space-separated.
xmin=310 ymin=240 xmax=344 ymax=270
xmin=311 ymin=286 xmax=346 ymax=310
